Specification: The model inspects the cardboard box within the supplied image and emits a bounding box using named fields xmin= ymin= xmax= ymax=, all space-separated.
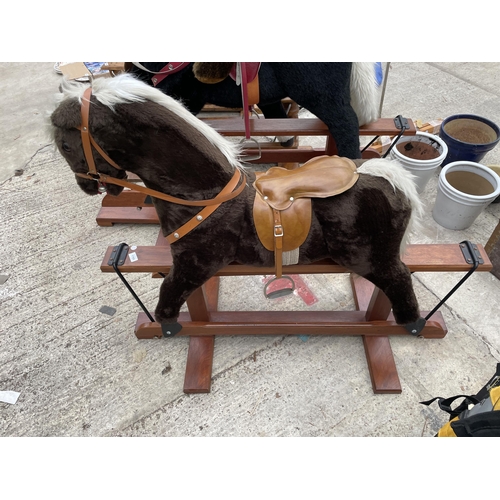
xmin=415 ymin=119 xmax=443 ymax=135
xmin=59 ymin=62 xmax=110 ymax=81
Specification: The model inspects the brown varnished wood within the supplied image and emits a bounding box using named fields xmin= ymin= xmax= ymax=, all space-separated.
xmin=202 ymin=117 xmax=416 ymax=137
xmin=184 ymin=287 xmax=214 ymax=393
xmin=351 ymin=274 xmax=402 ymax=393
xmin=362 ymin=336 xmax=402 ymax=394
xmin=101 ymin=190 xmax=153 ymax=207
xmin=183 ymin=336 xmax=215 ymax=393
xmin=133 ymin=311 xmax=446 ymax=338
xmin=486 ymin=219 xmax=500 ymax=280
xmin=112 ymin=240 xmax=487 ymax=395
xmin=96 ymin=207 xmax=158 ymax=226
xmin=101 ymin=243 xmax=493 ymax=275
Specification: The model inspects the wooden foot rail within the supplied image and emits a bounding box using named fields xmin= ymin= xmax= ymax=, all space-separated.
xmin=95 ymin=116 xmax=416 ymax=226
xmin=100 ymin=240 xmax=492 ymax=394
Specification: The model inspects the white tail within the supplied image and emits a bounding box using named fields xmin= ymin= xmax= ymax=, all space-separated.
xmin=350 ymin=62 xmax=380 ymax=126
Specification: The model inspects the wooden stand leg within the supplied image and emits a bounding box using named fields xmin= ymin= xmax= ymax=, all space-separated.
xmin=486 ymin=219 xmax=500 ymax=280
xmin=183 ymin=336 xmax=215 ymax=394
xmin=183 ymin=278 xmax=220 ymax=393
xmin=351 ymin=274 xmax=402 ymax=394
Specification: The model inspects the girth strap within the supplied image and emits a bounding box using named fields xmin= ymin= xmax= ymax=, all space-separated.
xmin=273 ymin=209 xmax=284 ymax=278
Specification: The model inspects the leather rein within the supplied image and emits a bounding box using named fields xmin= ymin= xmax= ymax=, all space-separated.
xmin=76 ymin=87 xmax=246 ymax=244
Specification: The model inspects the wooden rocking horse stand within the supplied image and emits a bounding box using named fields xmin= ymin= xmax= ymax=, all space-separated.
xmin=100 ymin=235 xmax=492 ymax=394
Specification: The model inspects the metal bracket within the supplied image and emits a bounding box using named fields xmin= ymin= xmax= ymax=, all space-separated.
xmin=161 ymin=322 xmax=183 ymax=337
xmin=404 ymin=317 xmax=427 ymax=336
xmin=108 ymin=242 xmax=130 ymax=266
xmin=109 ymin=243 xmax=156 ymax=323
xmin=394 ymin=115 xmax=410 ymax=131
xmin=424 ymin=240 xmax=481 ymax=322
xmin=382 ymin=115 xmax=410 ymax=158
xmin=460 ymin=241 xmax=484 ymax=266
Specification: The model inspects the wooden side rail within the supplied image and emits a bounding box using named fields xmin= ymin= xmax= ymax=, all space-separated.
xmin=203 ymin=116 xmax=415 ymax=138
xmin=95 ymin=117 xmax=417 ymax=226
xmin=100 ymin=243 xmax=492 ymax=276
xmin=100 ymin=242 xmax=492 ymax=394
xmin=206 ymin=116 xmax=416 ymax=163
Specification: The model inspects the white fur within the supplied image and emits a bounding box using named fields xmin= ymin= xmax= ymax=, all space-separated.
xmin=350 ymin=62 xmax=380 ymax=126
xmin=57 ymin=74 xmax=244 ymax=171
xmin=357 ymin=158 xmax=424 ymax=253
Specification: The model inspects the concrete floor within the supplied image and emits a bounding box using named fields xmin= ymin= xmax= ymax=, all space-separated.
xmin=1 ymin=62 xmax=500 ymax=439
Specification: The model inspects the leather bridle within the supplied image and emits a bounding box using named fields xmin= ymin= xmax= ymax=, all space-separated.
xmin=75 ymin=87 xmax=246 ymax=244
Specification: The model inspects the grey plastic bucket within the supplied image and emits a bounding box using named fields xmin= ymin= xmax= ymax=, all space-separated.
xmin=432 ymin=161 xmax=500 ymax=230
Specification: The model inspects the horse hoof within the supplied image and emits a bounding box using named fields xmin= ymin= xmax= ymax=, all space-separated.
xmin=279 ymin=137 xmax=294 ymax=148
xmin=403 ymin=317 xmax=426 ymax=336
xmin=161 ymin=322 xmax=183 ymax=337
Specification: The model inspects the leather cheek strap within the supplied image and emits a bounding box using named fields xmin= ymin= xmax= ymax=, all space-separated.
xmin=80 ymin=88 xmax=97 ymax=175
xmin=78 ymin=87 xmax=122 ymax=173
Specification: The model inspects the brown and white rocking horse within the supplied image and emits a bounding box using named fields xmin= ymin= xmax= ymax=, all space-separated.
xmin=51 ymin=73 xmax=428 ymax=338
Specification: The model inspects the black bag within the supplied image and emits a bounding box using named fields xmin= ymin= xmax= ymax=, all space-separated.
xmin=420 ymin=363 xmax=500 ymax=437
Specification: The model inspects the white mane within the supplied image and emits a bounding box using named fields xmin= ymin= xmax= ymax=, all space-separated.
xmin=57 ymin=73 xmax=244 ymax=170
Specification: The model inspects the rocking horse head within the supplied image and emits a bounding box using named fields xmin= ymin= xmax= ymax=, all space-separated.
xmin=51 ymin=74 xmax=246 ymax=200
xmin=51 ymin=85 xmax=128 ymax=197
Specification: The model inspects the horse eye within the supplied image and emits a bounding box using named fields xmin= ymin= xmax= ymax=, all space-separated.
xmin=62 ymin=142 xmax=71 ymax=152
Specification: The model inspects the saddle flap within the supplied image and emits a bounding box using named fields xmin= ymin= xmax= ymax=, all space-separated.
xmin=253 ymin=193 xmax=311 ymax=252
xmin=253 ymin=155 xmax=359 ymax=210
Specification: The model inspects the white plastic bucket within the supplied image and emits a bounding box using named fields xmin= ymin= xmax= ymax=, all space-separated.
xmin=486 ymin=165 xmax=500 ymax=203
xmin=390 ymin=131 xmax=448 ymax=193
xmin=432 ymin=161 xmax=500 ymax=230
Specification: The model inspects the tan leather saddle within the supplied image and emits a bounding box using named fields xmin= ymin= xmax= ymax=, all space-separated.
xmin=253 ymin=155 xmax=359 ymax=297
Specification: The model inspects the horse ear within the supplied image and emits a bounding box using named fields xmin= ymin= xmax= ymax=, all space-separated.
xmin=193 ymin=62 xmax=234 ymax=84
xmin=51 ymin=98 xmax=82 ymax=130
